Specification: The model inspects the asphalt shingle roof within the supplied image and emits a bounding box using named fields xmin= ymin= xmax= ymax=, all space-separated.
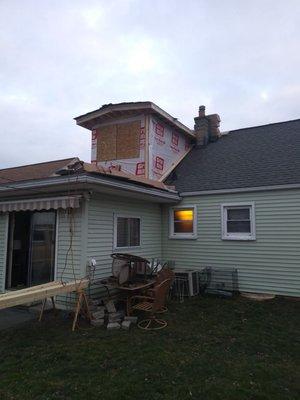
xmin=166 ymin=119 xmax=300 ymax=192
xmin=0 ymin=158 xmax=78 ymax=185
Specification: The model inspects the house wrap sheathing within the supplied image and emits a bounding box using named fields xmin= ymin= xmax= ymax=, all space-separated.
xmin=76 ymin=101 xmax=194 ymax=181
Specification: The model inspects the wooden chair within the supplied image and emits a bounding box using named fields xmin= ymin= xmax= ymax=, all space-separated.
xmin=129 ymin=278 xmax=173 ymax=330
xmin=145 ymin=268 xmax=174 ymax=313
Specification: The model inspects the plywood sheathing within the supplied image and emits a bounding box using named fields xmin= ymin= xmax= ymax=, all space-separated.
xmin=97 ymin=124 xmax=117 ymax=161
xmin=116 ymin=121 xmax=140 ymax=159
xmin=97 ymin=121 xmax=140 ymax=162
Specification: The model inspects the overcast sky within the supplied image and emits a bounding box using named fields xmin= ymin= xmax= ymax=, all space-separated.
xmin=0 ymin=0 xmax=299 ymax=168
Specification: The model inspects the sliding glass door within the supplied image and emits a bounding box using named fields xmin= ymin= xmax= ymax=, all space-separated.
xmin=6 ymin=210 xmax=56 ymax=289
xmin=29 ymin=211 xmax=56 ymax=286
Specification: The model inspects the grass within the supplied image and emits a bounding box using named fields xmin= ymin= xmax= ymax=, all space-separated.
xmin=0 ymin=296 xmax=299 ymax=400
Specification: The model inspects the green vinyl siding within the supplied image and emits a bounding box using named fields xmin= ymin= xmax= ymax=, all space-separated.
xmin=1 ymin=187 xmax=300 ymax=299
xmin=56 ymin=207 xmax=84 ymax=282
xmin=0 ymin=213 xmax=8 ymax=293
xmin=55 ymin=205 xmax=86 ymax=307
xmin=162 ymin=189 xmax=300 ymax=297
xmin=87 ymin=194 xmax=162 ymax=281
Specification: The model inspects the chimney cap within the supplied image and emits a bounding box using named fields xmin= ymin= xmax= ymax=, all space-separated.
xmin=198 ymin=105 xmax=206 ymax=117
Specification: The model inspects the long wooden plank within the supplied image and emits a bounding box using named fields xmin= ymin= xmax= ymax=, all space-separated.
xmin=0 ymin=280 xmax=89 ymax=310
xmin=0 ymin=281 xmax=69 ymax=300
xmin=3 ymin=281 xmax=59 ymax=297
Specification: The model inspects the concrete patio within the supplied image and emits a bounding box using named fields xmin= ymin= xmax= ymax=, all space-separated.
xmin=0 ymin=308 xmax=36 ymax=330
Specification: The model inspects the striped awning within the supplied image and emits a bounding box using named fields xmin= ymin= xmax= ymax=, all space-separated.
xmin=0 ymin=196 xmax=81 ymax=213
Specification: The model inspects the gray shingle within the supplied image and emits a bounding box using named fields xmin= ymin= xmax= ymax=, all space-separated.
xmin=166 ymin=119 xmax=300 ymax=192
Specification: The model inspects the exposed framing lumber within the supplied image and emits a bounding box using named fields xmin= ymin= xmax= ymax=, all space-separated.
xmin=144 ymin=114 xmax=150 ymax=178
xmin=0 ymin=280 xmax=89 ymax=310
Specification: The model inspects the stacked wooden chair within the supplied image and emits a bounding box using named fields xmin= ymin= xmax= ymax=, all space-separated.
xmin=129 ymin=268 xmax=174 ymax=330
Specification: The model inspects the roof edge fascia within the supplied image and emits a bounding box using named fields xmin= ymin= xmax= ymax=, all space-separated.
xmin=0 ymin=173 xmax=181 ymax=201
xmin=75 ymin=102 xmax=194 ymax=137
xmin=180 ymin=183 xmax=300 ymax=196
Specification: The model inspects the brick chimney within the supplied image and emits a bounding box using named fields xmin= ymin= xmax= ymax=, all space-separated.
xmin=194 ymin=105 xmax=221 ymax=146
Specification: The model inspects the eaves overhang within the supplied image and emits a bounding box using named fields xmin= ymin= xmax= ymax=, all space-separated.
xmin=74 ymin=101 xmax=194 ymax=138
xmin=0 ymin=173 xmax=181 ymax=204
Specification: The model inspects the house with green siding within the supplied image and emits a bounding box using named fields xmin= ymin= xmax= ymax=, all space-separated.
xmin=0 ymin=102 xmax=299 ymax=302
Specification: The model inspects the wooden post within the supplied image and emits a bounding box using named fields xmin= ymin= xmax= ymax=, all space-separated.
xmin=38 ymin=296 xmax=57 ymax=322
xmin=144 ymin=114 xmax=150 ymax=179
xmin=72 ymin=291 xmax=83 ymax=331
xmin=38 ymin=298 xmax=47 ymax=322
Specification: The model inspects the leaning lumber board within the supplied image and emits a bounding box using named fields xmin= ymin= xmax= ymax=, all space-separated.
xmin=4 ymin=281 xmax=59 ymax=296
xmin=0 ymin=280 xmax=89 ymax=310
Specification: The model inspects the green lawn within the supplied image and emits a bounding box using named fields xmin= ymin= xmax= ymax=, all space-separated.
xmin=0 ymin=296 xmax=299 ymax=400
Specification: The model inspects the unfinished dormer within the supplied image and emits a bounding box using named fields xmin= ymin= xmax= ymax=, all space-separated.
xmin=74 ymin=102 xmax=194 ymax=181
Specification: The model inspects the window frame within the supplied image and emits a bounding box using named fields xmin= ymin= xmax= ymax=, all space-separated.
xmin=221 ymin=202 xmax=256 ymax=241
xmin=113 ymin=213 xmax=142 ymax=250
xmin=169 ymin=205 xmax=198 ymax=239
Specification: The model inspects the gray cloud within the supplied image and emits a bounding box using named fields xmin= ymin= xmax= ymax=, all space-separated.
xmin=0 ymin=0 xmax=299 ymax=168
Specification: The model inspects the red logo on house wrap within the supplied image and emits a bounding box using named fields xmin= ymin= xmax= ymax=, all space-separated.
xmin=92 ymin=130 xmax=98 ymax=140
xmin=136 ymin=162 xmax=145 ymax=176
xmin=155 ymin=123 xmax=165 ymax=137
xmin=139 ymin=127 xmax=146 ymax=149
xmin=152 ymin=170 xmax=163 ymax=179
xmin=172 ymin=132 xmax=179 ymax=146
xmin=154 ymin=156 xmax=164 ymax=171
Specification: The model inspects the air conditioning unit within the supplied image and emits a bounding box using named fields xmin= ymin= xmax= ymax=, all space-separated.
xmin=173 ymin=269 xmax=200 ymax=297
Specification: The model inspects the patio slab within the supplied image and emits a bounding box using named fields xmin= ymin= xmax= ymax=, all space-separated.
xmin=0 ymin=308 xmax=36 ymax=330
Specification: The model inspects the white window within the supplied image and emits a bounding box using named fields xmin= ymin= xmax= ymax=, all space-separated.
xmin=169 ymin=205 xmax=197 ymax=239
xmin=114 ymin=215 xmax=141 ymax=249
xmin=221 ymin=203 xmax=256 ymax=240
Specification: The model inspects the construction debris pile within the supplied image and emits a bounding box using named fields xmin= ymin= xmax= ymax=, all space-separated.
xmin=89 ymin=299 xmax=137 ymax=330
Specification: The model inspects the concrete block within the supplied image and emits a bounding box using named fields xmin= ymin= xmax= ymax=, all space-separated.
xmin=91 ymin=319 xmax=104 ymax=327
xmin=107 ymin=322 xmax=121 ymax=330
xmin=124 ymin=316 xmax=138 ymax=324
xmin=109 ymin=310 xmax=124 ymax=319
xmin=108 ymin=311 xmax=124 ymax=323
xmin=89 ymin=299 xmax=100 ymax=306
xmin=105 ymin=300 xmax=116 ymax=313
xmin=108 ymin=316 xmax=121 ymax=323
xmin=92 ymin=310 xmax=105 ymax=320
xmin=122 ymin=320 xmax=131 ymax=330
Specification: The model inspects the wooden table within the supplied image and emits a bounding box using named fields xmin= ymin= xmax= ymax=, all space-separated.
xmin=101 ymin=278 xmax=155 ymax=315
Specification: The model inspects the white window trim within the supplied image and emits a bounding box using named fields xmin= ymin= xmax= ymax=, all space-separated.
xmin=169 ymin=205 xmax=198 ymax=239
xmin=221 ymin=202 xmax=256 ymax=241
xmin=113 ymin=213 xmax=142 ymax=250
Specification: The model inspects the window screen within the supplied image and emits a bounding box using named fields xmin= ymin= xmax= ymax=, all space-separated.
xmin=116 ymin=217 xmax=140 ymax=247
xmin=226 ymin=208 xmax=251 ymax=233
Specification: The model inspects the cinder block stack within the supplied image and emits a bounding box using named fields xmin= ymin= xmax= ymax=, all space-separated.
xmin=89 ymin=299 xmax=137 ymax=330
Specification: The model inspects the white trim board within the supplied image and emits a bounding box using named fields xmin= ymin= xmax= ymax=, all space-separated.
xmin=221 ymin=202 xmax=256 ymax=241
xmin=169 ymin=204 xmax=198 ymax=240
xmin=180 ymin=183 xmax=300 ymax=197
xmin=113 ymin=213 xmax=142 ymax=250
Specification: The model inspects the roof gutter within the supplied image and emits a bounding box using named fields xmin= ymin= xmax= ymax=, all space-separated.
xmin=0 ymin=174 xmax=181 ymax=202
xmin=180 ymin=183 xmax=300 ymax=197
